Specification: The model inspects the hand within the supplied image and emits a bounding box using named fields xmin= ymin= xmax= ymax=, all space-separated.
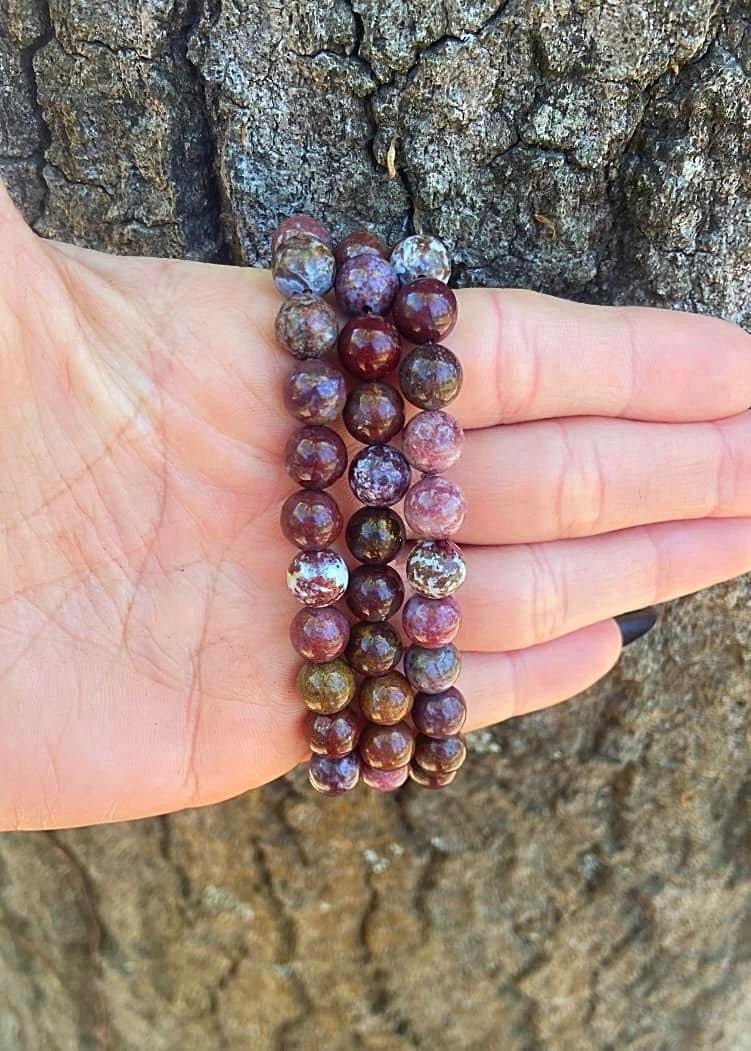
xmin=1 ymin=181 xmax=750 ymax=829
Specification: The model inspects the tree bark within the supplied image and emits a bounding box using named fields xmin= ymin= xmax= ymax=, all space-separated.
xmin=0 ymin=1 xmax=750 ymax=1048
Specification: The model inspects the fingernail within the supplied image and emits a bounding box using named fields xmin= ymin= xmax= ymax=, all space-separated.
xmin=615 ymin=607 xmax=658 ymax=647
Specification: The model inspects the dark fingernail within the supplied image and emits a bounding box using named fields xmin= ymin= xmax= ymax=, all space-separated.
xmin=615 ymin=607 xmax=658 ymax=647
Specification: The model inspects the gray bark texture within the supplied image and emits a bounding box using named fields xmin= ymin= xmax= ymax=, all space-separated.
xmin=1 ymin=1 xmax=751 ymax=1048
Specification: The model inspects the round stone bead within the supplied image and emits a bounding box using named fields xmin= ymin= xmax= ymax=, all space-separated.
xmin=346 ymin=621 xmax=403 ymax=677
xmin=275 ymin=293 xmax=338 ymax=360
xmin=346 ymin=506 xmax=405 ymax=564
xmin=287 ymin=550 xmax=349 ymax=606
xmin=361 ymin=763 xmax=409 ymax=792
xmin=406 ymin=539 xmax=466 ymax=599
xmin=408 ymin=764 xmax=457 ymax=789
xmin=402 ymin=594 xmax=461 ymax=647
xmin=272 ymin=214 xmax=334 ymax=255
xmin=335 ymin=254 xmax=399 ymax=316
xmin=414 ymin=733 xmax=467 ymax=773
xmin=347 ymin=565 xmax=404 ymax=622
xmin=309 ymin=752 xmax=361 ymax=795
xmin=290 ymin=606 xmax=351 ymax=662
xmin=412 ymin=687 xmax=467 ymax=737
xmin=399 ymin=345 xmax=463 ymax=410
xmin=280 ymin=490 xmax=343 ymax=550
xmin=359 ymin=672 xmax=414 ymax=725
xmin=401 ymin=410 xmax=464 ymax=474
xmin=359 ymin=722 xmax=415 ymax=770
xmin=344 ymin=382 xmax=405 ymax=444
xmin=307 ymin=706 xmax=364 ymax=756
xmin=392 ymin=277 xmax=457 ymax=344
xmin=285 ymin=425 xmax=348 ymax=490
xmin=283 ymin=361 xmax=347 ymax=424
xmin=298 ymin=659 xmax=356 ymax=714
xmin=404 ymin=476 xmax=466 ymax=539
xmin=404 ymin=643 xmax=461 ymax=693
xmin=273 ymin=235 xmax=336 ymax=298
xmin=390 ymin=234 xmax=451 ymax=285
xmin=338 ymin=316 xmax=401 ymax=380
xmin=334 ymin=229 xmax=389 ymax=267
xmin=349 ymin=445 xmax=411 ymax=506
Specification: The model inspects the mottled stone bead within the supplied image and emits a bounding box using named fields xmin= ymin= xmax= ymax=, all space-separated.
xmin=359 ymin=722 xmax=415 ymax=770
xmin=399 ymin=345 xmax=463 ymax=410
xmin=404 ymin=476 xmax=466 ymax=539
xmin=297 ymin=658 xmax=356 ymax=714
xmin=344 ymin=382 xmax=405 ymax=444
xmin=287 ymin=550 xmax=349 ymax=606
xmin=406 ymin=540 xmax=466 ymax=599
xmin=414 ymin=733 xmax=467 ymax=773
xmin=412 ymin=688 xmax=467 ymax=737
xmin=361 ymin=763 xmax=409 ymax=792
xmin=401 ymin=410 xmax=464 ymax=474
xmin=290 ymin=606 xmax=351 ymax=662
xmin=404 ymin=643 xmax=461 ymax=693
xmin=285 ymin=425 xmax=348 ymax=490
xmin=283 ymin=361 xmax=347 ymax=424
xmin=402 ymin=594 xmax=461 ymax=647
xmin=349 ymin=445 xmax=411 ymax=506
xmin=346 ymin=621 xmax=403 ymax=677
xmin=392 ymin=278 xmax=457 ymax=344
xmin=309 ymin=752 xmax=361 ymax=795
xmin=334 ymin=229 xmax=389 ymax=267
xmin=408 ymin=764 xmax=457 ymax=789
xmin=275 ymin=293 xmax=338 ymax=360
xmin=347 ymin=565 xmax=404 ymax=622
xmin=335 ymin=254 xmax=399 ymax=316
xmin=272 ymin=214 xmax=334 ymax=255
xmin=338 ymin=316 xmax=401 ymax=380
xmin=280 ymin=490 xmax=343 ymax=550
xmin=273 ymin=235 xmax=336 ymax=298
xmin=390 ymin=234 xmax=451 ymax=285
xmin=359 ymin=672 xmax=414 ymax=725
xmin=345 ymin=506 xmax=405 ymax=564
xmin=307 ymin=706 xmax=364 ymax=756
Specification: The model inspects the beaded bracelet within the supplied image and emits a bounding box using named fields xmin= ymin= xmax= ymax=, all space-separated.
xmin=273 ymin=215 xmax=468 ymax=795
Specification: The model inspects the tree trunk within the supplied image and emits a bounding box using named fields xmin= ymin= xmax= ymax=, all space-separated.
xmin=1 ymin=1 xmax=750 ymax=1048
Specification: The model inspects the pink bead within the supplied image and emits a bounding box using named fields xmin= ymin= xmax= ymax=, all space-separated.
xmin=401 ymin=410 xmax=463 ymax=474
xmin=404 ymin=476 xmax=466 ymax=538
xmin=402 ymin=594 xmax=461 ymax=647
xmin=361 ymin=763 xmax=409 ymax=792
xmin=272 ymin=214 xmax=334 ymax=254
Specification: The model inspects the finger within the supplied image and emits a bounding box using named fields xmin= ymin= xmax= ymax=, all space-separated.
xmin=453 ymin=518 xmax=751 ymax=652
xmin=450 ymin=288 xmax=751 ymax=428
xmin=460 ymin=620 xmax=623 ymax=733
xmin=451 ymin=411 xmax=751 ymax=544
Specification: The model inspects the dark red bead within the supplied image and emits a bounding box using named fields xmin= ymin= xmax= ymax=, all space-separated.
xmin=404 ymin=476 xmax=466 ymax=539
xmin=347 ymin=565 xmax=404 ymax=621
xmin=335 ymin=254 xmax=399 ymax=316
xmin=283 ymin=361 xmax=347 ymax=424
xmin=414 ymin=733 xmax=467 ymax=773
xmin=408 ymin=764 xmax=457 ymax=789
xmin=402 ymin=594 xmax=461 ymax=647
xmin=280 ymin=490 xmax=343 ymax=550
xmin=346 ymin=621 xmax=403 ymax=676
xmin=273 ymin=235 xmax=335 ymax=298
xmin=345 ymin=507 xmax=405 ymax=564
xmin=309 ymin=752 xmax=361 ymax=795
xmin=392 ymin=278 xmax=457 ymax=344
xmin=404 ymin=643 xmax=461 ymax=693
xmin=361 ymin=763 xmax=409 ymax=792
xmin=290 ymin=606 xmax=351 ymax=662
xmin=359 ymin=722 xmax=414 ymax=770
xmin=287 ymin=550 xmax=349 ymax=606
xmin=285 ymin=425 xmax=347 ymax=490
xmin=349 ymin=444 xmax=411 ymax=506
xmin=412 ymin=688 xmax=467 ymax=737
xmin=390 ymin=234 xmax=451 ymax=285
xmin=334 ymin=229 xmax=389 ymax=267
xmin=344 ymin=382 xmax=405 ymax=444
xmin=402 ymin=410 xmax=464 ymax=474
xmin=338 ymin=316 xmax=401 ymax=380
xmin=272 ymin=214 xmax=334 ymax=254
xmin=399 ymin=344 xmax=463 ymax=410
xmin=359 ymin=672 xmax=414 ymax=725
xmin=307 ymin=706 xmax=364 ymax=756
xmin=275 ymin=293 xmax=338 ymax=360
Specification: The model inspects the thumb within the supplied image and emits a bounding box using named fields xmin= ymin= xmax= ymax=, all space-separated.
xmin=0 ymin=178 xmax=34 ymax=237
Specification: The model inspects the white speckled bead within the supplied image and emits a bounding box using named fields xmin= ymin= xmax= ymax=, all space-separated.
xmin=287 ymin=550 xmax=349 ymax=606
xmin=390 ymin=234 xmax=451 ymax=286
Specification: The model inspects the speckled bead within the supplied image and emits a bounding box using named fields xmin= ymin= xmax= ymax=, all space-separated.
xmin=334 ymin=229 xmax=389 ymax=267
xmin=345 ymin=506 xmax=405 ymax=564
xmin=402 ymin=594 xmax=461 ymax=647
xmin=404 ymin=643 xmax=461 ymax=693
xmin=280 ymin=490 xmax=343 ymax=550
xmin=408 ymin=764 xmax=457 ymax=789
xmin=349 ymin=444 xmax=411 ymax=506
xmin=272 ymin=214 xmax=334 ymax=255
xmin=344 ymin=382 xmax=405 ymax=444
xmin=347 ymin=564 xmax=404 ymax=622
xmin=404 ymin=476 xmax=466 ymax=539
xmin=290 ymin=606 xmax=351 ymax=662
xmin=359 ymin=672 xmax=414 ymax=725
xmin=414 ymin=733 xmax=467 ymax=773
xmin=399 ymin=345 xmax=463 ymax=410
xmin=287 ymin=549 xmax=349 ymax=606
xmin=361 ymin=763 xmax=410 ymax=792
xmin=360 ymin=722 xmax=414 ymax=771
xmin=273 ymin=235 xmax=336 ymax=298
xmin=335 ymin=254 xmax=399 ymax=316
xmin=275 ymin=293 xmax=338 ymax=360
xmin=283 ymin=361 xmax=347 ymax=424
xmin=401 ymin=410 xmax=464 ymax=474
xmin=346 ymin=621 xmax=403 ymax=677
xmin=406 ymin=539 xmax=466 ymax=599
xmin=309 ymin=752 xmax=361 ymax=795
xmin=392 ymin=278 xmax=457 ymax=344
xmin=298 ymin=658 xmax=357 ymax=714
xmin=412 ymin=688 xmax=467 ymax=737
xmin=390 ymin=234 xmax=451 ymax=285
xmin=285 ymin=425 xmax=348 ymax=490
xmin=307 ymin=706 xmax=364 ymax=756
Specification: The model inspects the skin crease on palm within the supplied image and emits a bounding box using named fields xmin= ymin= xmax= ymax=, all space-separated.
xmin=2 ymin=180 xmax=751 ymax=830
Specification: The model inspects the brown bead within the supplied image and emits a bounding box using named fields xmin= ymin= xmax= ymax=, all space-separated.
xmin=359 ymin=722 xmax=414 ymax=770
xmin=297 ymin=659 xmax=356 ymax=714
xmin=334 ymin=229 xmax=389 ymax=266
xmin=344 ymin=382 xmax=405 ymax=444
xmin=346 ymin=621 xmax=403 ymax=676
xmin=275 ymin=293 xmax=338 ymax=360
xmin=346 ymin=506 xmax=405 ymax=564
xmin=414 ymin=733 xmax=467 ymax=773
xmin=408 ymin=764 xmax=457 ymax=789
xmin=307 ymin=706 xmax=364 ymax=756
xmin=359 ymin=672 xmax=414 ymax=725
xmin=347 ymin=564 xmax=404 ymax=621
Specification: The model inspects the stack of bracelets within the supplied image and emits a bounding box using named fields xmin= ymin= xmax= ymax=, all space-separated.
xmin=274 ymin=215 xmax=467 ymax=795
